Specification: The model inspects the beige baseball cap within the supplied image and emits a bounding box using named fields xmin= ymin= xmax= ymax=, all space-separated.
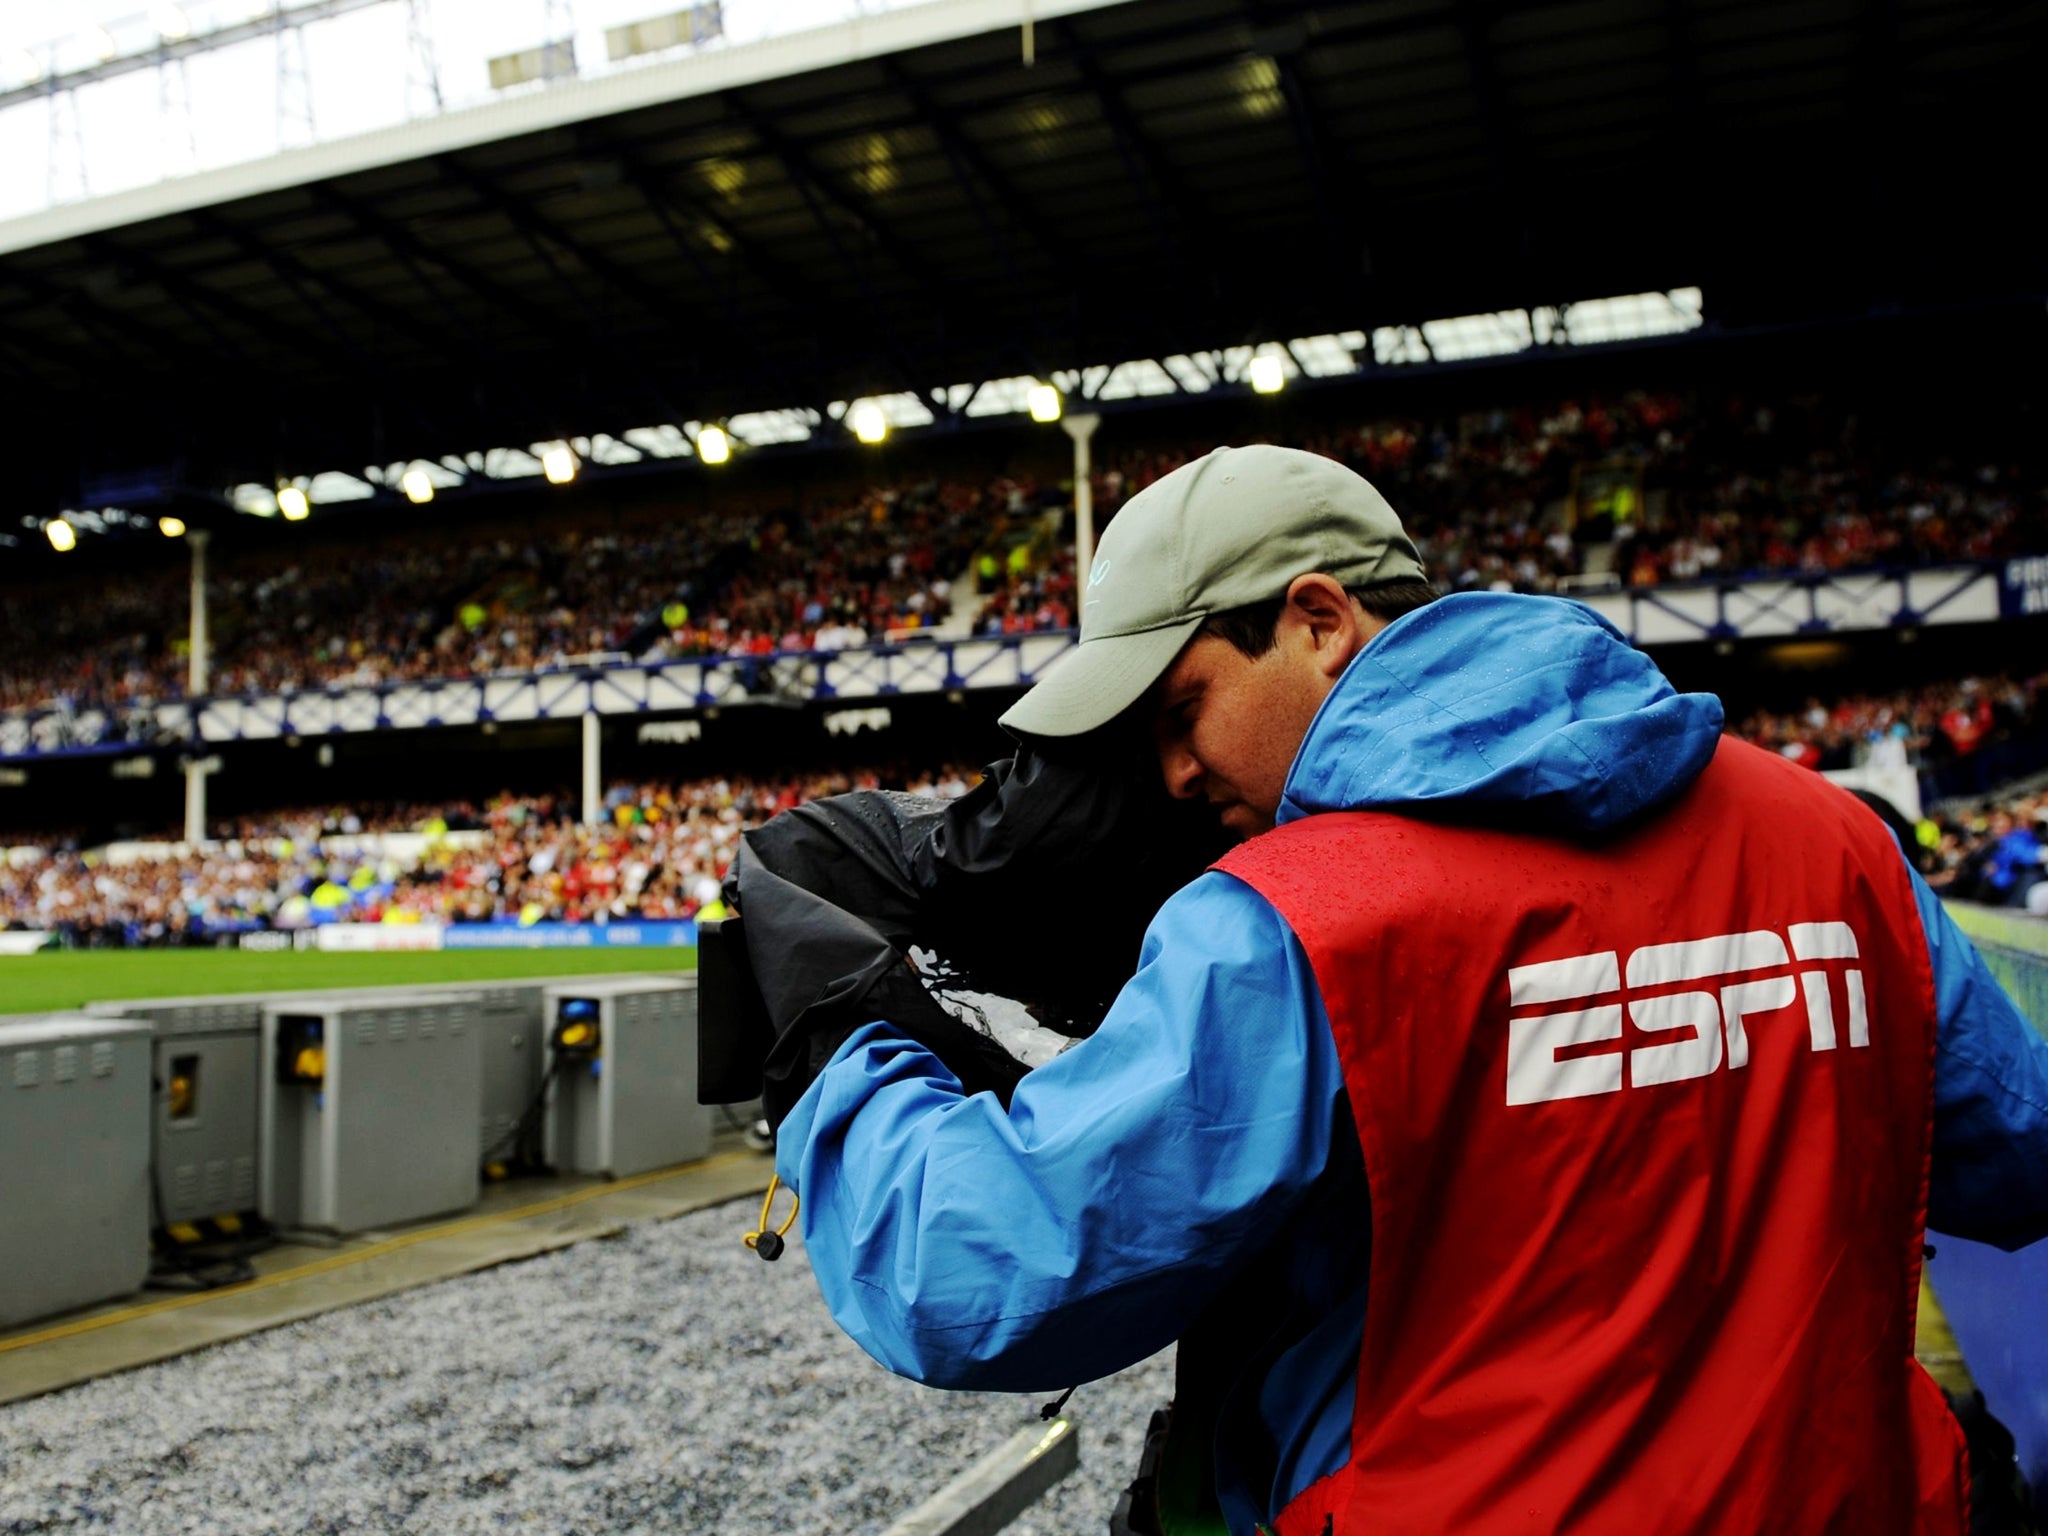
xmin=999 ymin=444 xmax=1425 ymax=738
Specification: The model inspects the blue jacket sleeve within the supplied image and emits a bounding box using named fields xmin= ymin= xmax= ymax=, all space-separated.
xmin=1907 ymin=859 xmax=2048 ymax=1249
xmin=774 ymin=869 xmax=1344 ymax=1392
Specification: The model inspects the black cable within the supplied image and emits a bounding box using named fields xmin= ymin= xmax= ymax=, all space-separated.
xmin=147 ymin=1237 xmax=269 ymax=1293
xmin=483 ymin=1052 xmax=567 ymax=1173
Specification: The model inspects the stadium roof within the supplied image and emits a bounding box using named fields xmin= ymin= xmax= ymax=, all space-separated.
xmin=1 ymin=0 xmax=2040 ymax=528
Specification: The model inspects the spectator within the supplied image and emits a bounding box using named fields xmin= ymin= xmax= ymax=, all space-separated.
xmin=1732 ymin=675 xmax=2044 ymax=780
xmin=0 ymin=765 xmax=979 ymax=945
xmin=5 ymin=388 xmax=2039 ymax=721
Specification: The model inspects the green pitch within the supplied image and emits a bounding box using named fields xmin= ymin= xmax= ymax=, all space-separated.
xmin=0 ymin=947 xmax=696 ymax=1015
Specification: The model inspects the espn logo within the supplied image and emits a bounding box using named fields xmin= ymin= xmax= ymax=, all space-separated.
xmin=1506 ymin=923 xmax=1867 ymax=1107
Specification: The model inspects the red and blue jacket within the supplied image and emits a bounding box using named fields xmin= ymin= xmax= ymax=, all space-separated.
xmin=778 ymin=592 xmax=2048 ymax=1534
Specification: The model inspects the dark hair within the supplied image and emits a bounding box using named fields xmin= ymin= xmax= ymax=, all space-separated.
xmin=1199 ymin=578 xmax=1440 ymax=660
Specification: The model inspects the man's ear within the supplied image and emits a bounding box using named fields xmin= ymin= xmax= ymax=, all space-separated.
xmin=1282 ymin=574 xmax=1364 ymax=678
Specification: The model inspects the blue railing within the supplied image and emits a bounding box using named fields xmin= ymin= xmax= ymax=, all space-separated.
xmin=1930 ymin=903 xmax=2048 ymax=1494
xmin=0 ymin=630 xmax=1081 ymax=763
xmin=0 ymin=560 xmax=2020 ymax=763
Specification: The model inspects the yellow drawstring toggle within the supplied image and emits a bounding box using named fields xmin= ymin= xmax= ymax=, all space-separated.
xmin=743 ymin=1173 xmax=799 ymax=1261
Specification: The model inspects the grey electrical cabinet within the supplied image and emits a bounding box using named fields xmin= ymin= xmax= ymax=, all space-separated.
xmin=325 ymin=977 xmax=684 ymax=1166
xmin=260 ymin=993 xmax=483 ymax=1234
xmin=405 ymin=979 xmax=568 ymax=1167
xmin=258 ymin=982 xmax=548 ymax=1169
xmin=85 ymin=995 xmax=265 ymax=1229
xmin=84 ymin=976 xmax=686 ymax=1224
xmin=457 ymin=976 xmax=692 ymax=1163
xmin=0 ymin=1016 xmax=153 ymax=1327
xmin=543 ymin=978 xmax=707 ymax=1178
xmin=465 ymin=983 xmax=546 ymax=1165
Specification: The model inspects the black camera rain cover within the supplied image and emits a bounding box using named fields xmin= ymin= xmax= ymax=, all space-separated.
xmin=732 ymin=735 xmax=1228 ymax=1128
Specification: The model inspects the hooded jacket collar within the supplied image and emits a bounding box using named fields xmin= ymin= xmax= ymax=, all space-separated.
xmin=1277 ymin=592 xmax=1725 ymax=835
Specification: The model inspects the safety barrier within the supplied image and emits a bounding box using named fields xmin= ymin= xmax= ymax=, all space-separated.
xmin=1930 ymin=903 xmax=2048 ymax=1494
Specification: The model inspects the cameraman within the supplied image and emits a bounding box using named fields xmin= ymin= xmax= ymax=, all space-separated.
xmin=774 ymin=446 xmax=2048 ymax=1535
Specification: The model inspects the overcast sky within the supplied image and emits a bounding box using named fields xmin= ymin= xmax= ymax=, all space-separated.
xmin=0 ymin=0 xmax=929 ymax=222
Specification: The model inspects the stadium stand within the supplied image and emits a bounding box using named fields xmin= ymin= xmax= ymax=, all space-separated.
xmin=973 ymin=545 xmax=1078 ymax=636
xmin=0 ymin=764 xmax=978 ymax=946
xmin=1 ymin=387 xmax=2039 ymax=716
xmin=1731 ymin=674 xmax=2048 ymax=912
xmin=14 ymin=664 xmax=2048 ymax=946
xmin=0 ymin=480 xmax=1010 ymax=711
xmin=1104 ymin=391 xmax=2036 ymax=593
xmin=1732 ymin=674 xmax=2047 ymax=783
xmin=3 ymin=0 xmax=2045 ymax=1522
xmin=1919 ymin=794 xmax=2048 ymax=912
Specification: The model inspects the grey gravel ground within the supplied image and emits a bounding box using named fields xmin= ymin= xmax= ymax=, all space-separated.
xmin=0 ymin=1196 xmax=1172 ymax=1535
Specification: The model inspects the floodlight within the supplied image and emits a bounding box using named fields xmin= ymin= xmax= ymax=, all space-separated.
xmin=849 ymin=401 xmax=888 ymax=445
xmin=1028 ymin=383 xmax=1062 ymax=423
xmin=89 ymin=27 xmax=117 ymax=62
xmin=159 ymin=516 xmax=187 ymax=538
xmin=542 ymin=445 xmax=578 ymax=484
xmin=695 ymin=426 xmax=731 ymax=465
xmin=400 ymin=467 xmax=434 ymax=504
xmin=46 ymin=520 xmax=76 ymax=552
xmin=1249 ymin=354 xmax=1286 ymax=394
xmin=151 ymin=5 xmax=192 ymax=42
xmin=12 ymin=49 xmax=44 ymax=84
xmin=278 ymin=485 xmax=310 ymax=520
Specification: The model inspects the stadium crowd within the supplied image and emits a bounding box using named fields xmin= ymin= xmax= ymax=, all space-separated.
xmin=1097 ymin=392 xmax=2034 ymax=595
xmin=1731 ymin=673 xmax=2048 ymax=911
xmin=1731 ymin=674 xmax=2045 ymax=775
xmin=0 ymin=765 xmax=978 ymax=948
xmin=1915 ymin=793 xmax=2048 ymax=912
xmin=973 ymin=544 xmax=1077 ymax=636
xmin=15 ymin=662 xmax=2048 ymax=944
xmin=0 ymin=477 xmax=1035 ymax=714
xmin=2 ymin=389 xmax=2039 ymax=718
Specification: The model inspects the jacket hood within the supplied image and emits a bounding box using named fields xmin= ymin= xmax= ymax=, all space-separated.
xmin=1277 ymin=592 xmax=1725 ymax=834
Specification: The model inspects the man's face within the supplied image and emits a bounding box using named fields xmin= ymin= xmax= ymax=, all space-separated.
xmin=1149 ymin=633 xmax=1332 ymax=841
xmin=1144 ymin=575 xmax=1387 ymax=840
